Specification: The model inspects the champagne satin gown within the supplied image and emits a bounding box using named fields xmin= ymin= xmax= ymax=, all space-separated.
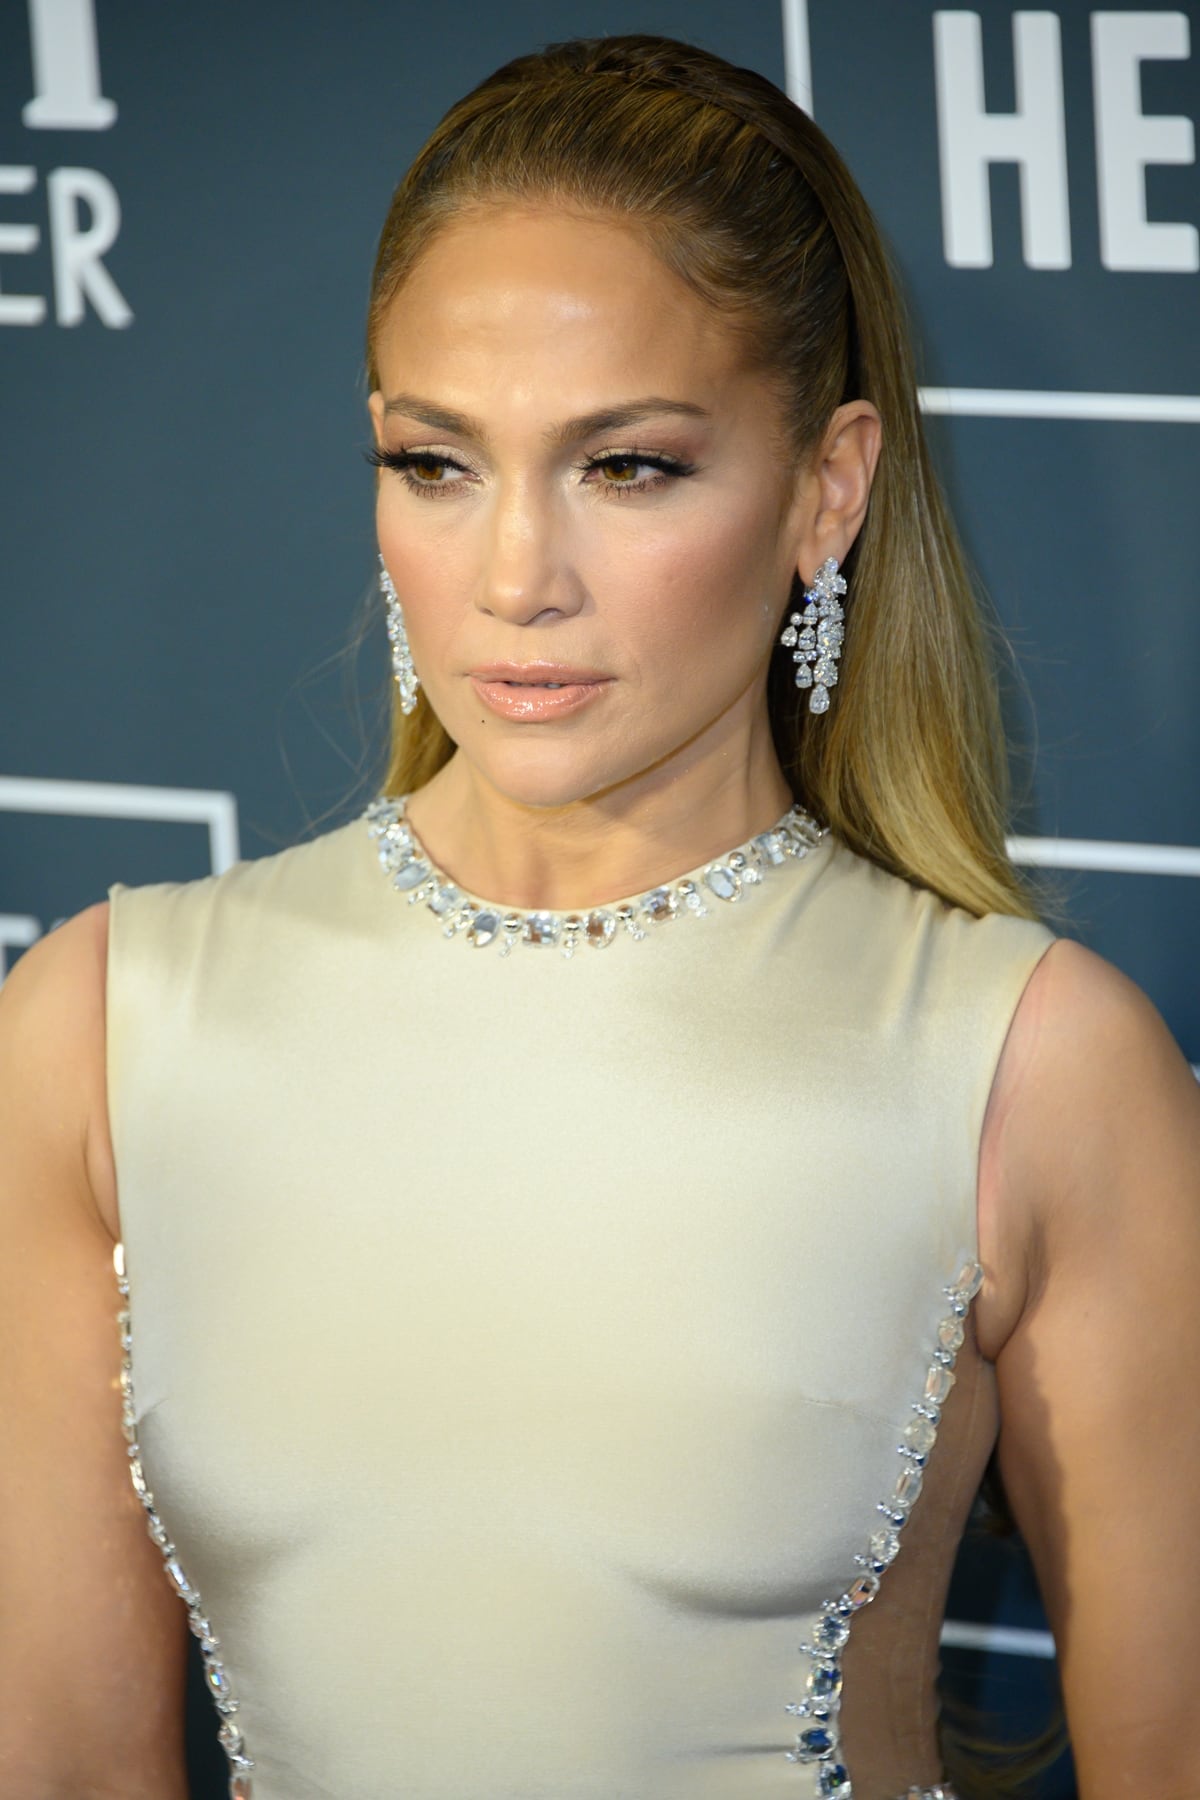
xmin=104 ymin=793 xmax=1055 ymax=1800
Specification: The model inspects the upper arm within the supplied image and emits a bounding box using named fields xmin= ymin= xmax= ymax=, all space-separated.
xmin=0 ymin=904 xmax=189 ymax=1798
xmin=980 ymin=936 xmax=1200 ymax=1797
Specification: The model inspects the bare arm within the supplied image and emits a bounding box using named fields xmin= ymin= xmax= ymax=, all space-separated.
xmin=0 ymin=903 xmax=189 ymax=1799
xmin=977 ymin=936 xmax=1200 ymax=1797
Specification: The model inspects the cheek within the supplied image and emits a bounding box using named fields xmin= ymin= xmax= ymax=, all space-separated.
xmin=609 ymin=501 xmax=780 ymax=671
xmin=375 ymin=498 xmax=467 ymax=647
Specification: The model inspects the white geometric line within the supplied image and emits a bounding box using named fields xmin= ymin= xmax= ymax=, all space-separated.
xmin=1007 ymin=834 xmax=1200 ymax=877
xmin=0 ymin=914 xmax=43 ymax=982
xmin=940 ymin=1619 xmax=1057 ymax=1659
xmin=920 ymin=387 xmax=1200 ymax=423
xmin=0 ymin=913 xmax=41 ymax=948
xmin=0 ymin=776 xmax=240 ymax=873
xmin=777 ymin=17 xmax=1197 ymax=426
xmin=780 ymin=0 xmax=814 ymax=115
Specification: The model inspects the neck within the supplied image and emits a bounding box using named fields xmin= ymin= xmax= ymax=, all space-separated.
xmin=400 ymin=725 xmax=796 ymax=914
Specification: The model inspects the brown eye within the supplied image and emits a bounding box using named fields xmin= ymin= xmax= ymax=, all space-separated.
xmin=583 ymin=451 xmax=694 ymax=499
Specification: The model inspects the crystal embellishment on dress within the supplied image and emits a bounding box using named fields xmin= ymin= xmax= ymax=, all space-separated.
xmin=782 ymin=1251 xmax=984 ymax=1800
xmin=363 ymin=793 xmax=829 ymax=957
xmin=113 ymin=1243 xmax=256 ymax=1800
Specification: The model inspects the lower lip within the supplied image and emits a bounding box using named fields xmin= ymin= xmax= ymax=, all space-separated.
xmin=468 ymin=677 xmax=611 ymax=721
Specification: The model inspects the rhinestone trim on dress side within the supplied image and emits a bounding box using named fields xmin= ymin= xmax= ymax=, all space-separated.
xmin=782 ymin=1253 xmax=985 ymax=1800
xmin=113 ymin=1243 xmax=255 ymax=1800
xmin=363 ymin=793 xmax=829 ymax=957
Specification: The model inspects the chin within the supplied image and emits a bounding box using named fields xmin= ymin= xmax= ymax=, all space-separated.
xmin=463 ymin=740 xmax=654 ymax=813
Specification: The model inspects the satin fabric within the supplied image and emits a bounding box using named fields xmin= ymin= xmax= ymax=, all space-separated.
xmin=105 ymin=806 xmax=1055 ymax=1798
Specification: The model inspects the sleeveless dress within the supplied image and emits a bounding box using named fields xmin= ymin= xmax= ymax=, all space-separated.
xmin=104 ymin=794 xmax=1056 ymax=1800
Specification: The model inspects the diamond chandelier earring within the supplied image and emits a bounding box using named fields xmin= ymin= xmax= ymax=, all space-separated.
xmin=378 ymin=552 xmax=420 ymax=715
xmin=779 ymin=557 xmax=847 ymax=714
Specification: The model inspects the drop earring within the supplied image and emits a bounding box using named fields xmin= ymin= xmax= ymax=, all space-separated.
xmin=378 ymin=552 xmax=420 ymax=715
xmin=779 ymin=557 xmax=847 ymax=714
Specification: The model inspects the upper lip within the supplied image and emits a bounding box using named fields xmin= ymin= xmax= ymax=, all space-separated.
xmin=468 ymin=662 xmax=611 ymax=683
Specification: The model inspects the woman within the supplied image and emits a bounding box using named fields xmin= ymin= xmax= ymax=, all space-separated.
xmin=1 ymin=31 xmax=1197 ymax=1800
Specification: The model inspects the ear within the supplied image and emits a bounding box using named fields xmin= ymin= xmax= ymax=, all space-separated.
xmin=794 ymin=400 xmax=882 ymax=581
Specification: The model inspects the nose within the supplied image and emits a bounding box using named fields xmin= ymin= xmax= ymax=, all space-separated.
xmin=474 ymin=474 xmax=585 ymax=627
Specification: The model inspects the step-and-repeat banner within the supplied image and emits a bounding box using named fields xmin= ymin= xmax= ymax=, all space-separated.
xmin=3 ymin=4 xmax=1196 ymax=1791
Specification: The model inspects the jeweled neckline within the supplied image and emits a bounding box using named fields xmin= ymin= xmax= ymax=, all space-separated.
xmin=362 ymin=792 xmax=829 ymax=957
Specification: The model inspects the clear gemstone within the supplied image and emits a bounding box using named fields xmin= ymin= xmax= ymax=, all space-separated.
xmin=392 ymin=859 xmax=429 ymax=890
xmin=467 ymin=911 xmax=501 ymax=947
xmin=523 ymin=911 xmax=560 ymax=946
xmin=924 ymin=1364 xmax=955 ymax=1405
xmin=818 ymin=1764 xmax=851 ymax=1796
xmin=949 ymin=1258 xmax=984 ymax=1302
xmin=798 ymin=626 xmax=816 ymax=651
xmin=812 ymin=1609 xmax=850 ymax=1653
xmin=165 ymin=1557 xmax=194 ymax=1600
xmin=615 ymin=904 xmax=646 ymax=940
xmin=206 ymin=1662 xmax=232 ymax=1703
xmin=892 ymin=1464 xmax=924 ymax=1513
xmin=938 ymin=1315 xmax=965 ymax=1353
xmin=780 ymin=624 xmax=798 ymax=647
xmin=794 ymin=1726 xmax=834 ymax=1761
xmin=753 ymin=831 xmax=786 ymax=864
xmin=428 ymin=885 xmax=459 ymax=916
xmin=809 ymin=684 xmax=830 ymax=713
xmin=814 ymin=658 xmax=837 ymax=686
xmin=904 ymin=1415 xmax=938 ymax=1456
xmin=803 ymin=602 xmax=818 ymax=622
xmin=869 ymin=1527 xmax=901 ymax=1565
xmin=846 ymin=1573 xmax=880 ymax=1608
xmin=808 ymin=1663 xmax=843 ymax=1703
xmin=703 ymin=864 xmax=741 ymax=901
xmin=642 ymin=887 xmax=677 ymax=923
xmin=218 ymin=1722 xmax=244 ymax=1755
xmin=794 ymin=661 xmax=813 ymax=688
xmin=585 ymin=911 xmax=617 ymax=947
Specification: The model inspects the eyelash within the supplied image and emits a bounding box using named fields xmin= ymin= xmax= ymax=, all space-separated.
xmin=363 ymin=445 xmax=696 ymax=501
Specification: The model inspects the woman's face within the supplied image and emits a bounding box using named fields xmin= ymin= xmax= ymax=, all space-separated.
xmin=368 ymin=204 xmax=820 ymax=811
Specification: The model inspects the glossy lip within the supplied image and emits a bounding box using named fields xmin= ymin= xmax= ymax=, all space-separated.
xmin=468 ymin=672 xmax=611 ymax=722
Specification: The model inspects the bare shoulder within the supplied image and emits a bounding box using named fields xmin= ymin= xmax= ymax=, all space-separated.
xmin=972 ymin=940 xmax=1200 ymax=1783
xmin=0 ymin=899 xmax=191 ymax=1787
xmin=0 ymin=899 xmax=119 ymax=1243
xmin=975 ymin=934 xmax=1200 ymax=1361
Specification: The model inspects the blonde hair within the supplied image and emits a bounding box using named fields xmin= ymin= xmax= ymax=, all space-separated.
xmin=364 ymin=32 xmax=1042 ymax=926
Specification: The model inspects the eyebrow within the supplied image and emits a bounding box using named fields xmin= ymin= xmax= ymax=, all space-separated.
xmin=380 ymin=392 xmax=712 ymax=447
